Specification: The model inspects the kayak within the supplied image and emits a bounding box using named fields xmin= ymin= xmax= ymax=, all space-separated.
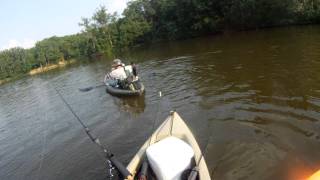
xmin=105 ymin=81 xmax=145 ymax=96
xmin=126 ymin=111 xmax=211 ymax=180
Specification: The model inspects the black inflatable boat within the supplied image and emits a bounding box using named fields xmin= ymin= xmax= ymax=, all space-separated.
xmin=105 ymin=81 xmax=145 ymax=96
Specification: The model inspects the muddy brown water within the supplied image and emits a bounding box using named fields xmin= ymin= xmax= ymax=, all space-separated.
xmin=1 ymin=26 xmax=320 ymax=180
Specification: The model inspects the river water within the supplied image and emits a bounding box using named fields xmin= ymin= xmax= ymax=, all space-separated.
xmin=1 ymin=26 xmax=320 ymax=180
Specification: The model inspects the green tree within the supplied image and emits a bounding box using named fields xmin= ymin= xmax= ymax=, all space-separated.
xmin=114 ymin=0 xmax=152 ymax=49
xmin=79 ymin=6 xmax=116 ymax=57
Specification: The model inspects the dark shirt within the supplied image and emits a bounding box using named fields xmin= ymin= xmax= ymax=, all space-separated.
xmin=132 ymin=64 xmax=137 ymax=76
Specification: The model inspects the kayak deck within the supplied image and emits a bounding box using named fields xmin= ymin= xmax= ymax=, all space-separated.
xmin=126 ymin=111 xmax=211 ymax=180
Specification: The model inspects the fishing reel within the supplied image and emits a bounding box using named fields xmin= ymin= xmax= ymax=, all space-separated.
xmin=106 ymin=159 xmax=116 ymax=179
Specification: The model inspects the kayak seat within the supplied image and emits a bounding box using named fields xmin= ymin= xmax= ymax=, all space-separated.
xmin=146 ymin=136 xmax=195 ymax=180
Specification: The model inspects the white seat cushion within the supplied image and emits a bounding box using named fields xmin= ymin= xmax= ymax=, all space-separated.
xmin=146 ymin=136 xmax=194 ymax=180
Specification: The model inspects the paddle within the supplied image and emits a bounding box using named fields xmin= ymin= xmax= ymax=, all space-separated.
xmin=79 ymin=84 xmax=105 ymax=92
xmin=79 ymin=73 xmax=113 ymax=92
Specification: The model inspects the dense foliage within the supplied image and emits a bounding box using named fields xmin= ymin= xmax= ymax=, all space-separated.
xmin=1 ymin=0 xmax=320 ymax=81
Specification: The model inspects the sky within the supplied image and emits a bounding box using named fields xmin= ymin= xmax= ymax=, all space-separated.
xmin=0 ymin=0 xmax=130 ymax=50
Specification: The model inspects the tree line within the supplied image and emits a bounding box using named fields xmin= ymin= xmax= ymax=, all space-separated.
xmin=1 ymin=0 xmax=320 ymax=81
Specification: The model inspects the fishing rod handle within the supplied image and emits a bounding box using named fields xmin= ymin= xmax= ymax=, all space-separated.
xmin=188 ymin=166 xmax=199 ymax=180
xmin=138 ymin=160 xmax=148 ymax=180
xmin=109 ymin=156 xmax=132 ymax=179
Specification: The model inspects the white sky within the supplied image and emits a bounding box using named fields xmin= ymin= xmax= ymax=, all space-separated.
xmin=0 ymin=0 xmax=130 ymax=51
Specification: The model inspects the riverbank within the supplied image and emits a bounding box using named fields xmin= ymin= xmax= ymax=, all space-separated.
xmin=0 ymin=74 xmax=27 ymax=86
xmin=0 ymin=78 xmax=11 ymax=86
xmin=28 ymin=59 xmax=76 ymax=76
xmin=0 ymin=59 xmax=77 ymax=86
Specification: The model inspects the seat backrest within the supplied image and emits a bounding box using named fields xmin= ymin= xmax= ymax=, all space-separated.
xmin=146 ymin=136 xmax=195 ymax=180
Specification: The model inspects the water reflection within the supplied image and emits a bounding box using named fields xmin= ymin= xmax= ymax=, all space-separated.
xmin=112 ymin=95 xmax=146 ymax=115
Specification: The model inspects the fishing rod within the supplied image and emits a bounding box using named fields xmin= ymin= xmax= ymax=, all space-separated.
xmin=54 ymin=87 xmax=132 ymax=180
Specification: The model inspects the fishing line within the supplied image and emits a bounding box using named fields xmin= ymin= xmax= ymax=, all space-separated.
xmin=147 ymin=68 xmax=164 ymax=146
xmin=148 ymin=91 xmax=162 ymax=146
xmin=203 ymin=125 xmax=213 ymax=155
xmin=36 ymin=105 xmax=48 ymax=180
xmin=35 ymin=85 xmax=53 ymax=180
xmin=201 ymin=120 xmax=215 ymax=178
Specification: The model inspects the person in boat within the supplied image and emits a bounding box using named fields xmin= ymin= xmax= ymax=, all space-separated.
xmin=126 ymin=62 xmax=138 ymax=79
xmin=110 ymin=59 xmax=127 ymax=80
xmin=105 ymin=59 xmax=127 ymax=88
xmin=106 ymin=59 xmax=137 ymax=90
xmin=124 ymin=62 xmax=141 ymax=90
